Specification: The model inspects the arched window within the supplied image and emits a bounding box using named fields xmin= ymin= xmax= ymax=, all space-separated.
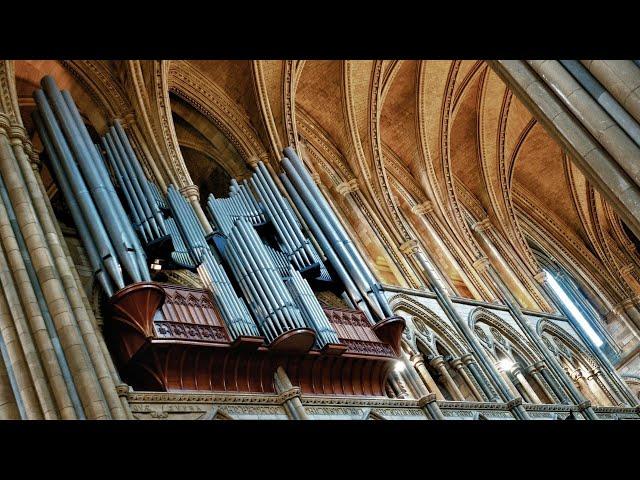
xmin=544 ymin=270 xmax=604 ymax=349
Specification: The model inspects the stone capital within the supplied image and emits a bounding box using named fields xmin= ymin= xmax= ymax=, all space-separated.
xmin=336 ymin=178 xmax=359 ymax=195
xmin=506 ymin=397 xmax=523 ymax=409
xmin=119 ymin=111 xmax=137 ymax=128
xmin=577 ymin=400 xmax=592 ymax=411
xmin=399 ymin=238 xmax=421 ymax=256
xmin=429 ymin=355 xmax=445 ymax=368
xmin=460 ymin=353 xmax=476 ymax=365
xmin=411 ymin=201 xmax=434 ymax=216
xmin=472 ymin=256 xmax=491 ymax=272
xmin=416 ymin=393 xmax=438 ymax=407
xmin=619 ymin=264 xmax=635 ymax=277
xmin=534 ymin=271 xmax=548 ymax=284
xmin=471 ymin=218 xmax=492 ymax=233
xmin=532 ymin=360 xmax=547 ymax=371
xmin=179 ymin=184 xmax=200 ymax=201
xmin=116 ymin=384 xmax=131 ymax=398
xmin=277 ymin=386 xmax=303 ymax=404
xmin=450 ymin=357 xmax=464 ymax=369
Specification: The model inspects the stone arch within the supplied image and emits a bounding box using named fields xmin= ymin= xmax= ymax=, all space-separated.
xmin=538 ymin=320 xmax=599 ymax=371
xmin=389 ymin=294 xmax=470 ymax=356
xmin=469 ymin=307 xmax=541 ymax=366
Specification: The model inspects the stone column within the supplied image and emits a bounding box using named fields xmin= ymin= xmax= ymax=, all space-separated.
xmin=462 ymin=354 xmax=500 ymax=401
xmin=179 ymin=184 xmax=213 ymax=236
xmin=581 ymin=60 xmax=640 ymax=125
xmin=511 ymin=363 xmax=541 ymax=404
xmin=417 ymin=393 xmax=445 ymax=420
xmin=399 ymin=238 xmax=448 ymax=293
xmin=496 ymin=363 xmax=520 ymax=399
xmin=274 ymin=366 xmax=309 ymax=420
xmin=389 ymin=372 xmax=410 ymax=399
xmin=13 ymin=133 xmax=126 ymax=420
xmin=489 ymin=60 xmax=640 ymax=241
xmin=411 ymin=353 xmax=445 ymax=401
xmin=430 ymin=356 xmax=464 ymax=401
xmin=527 ymin=60 xmax=640 ymax=190
xmin=622 ymin=298 xmax=640 ymax=331
xmin=451 ymin=357 xmax=483 ymax=401
xmin=411 ymin=201 xmax=488 ymax=301
xmin=0 ymin=346 xmax=20 ymax=419
xmin=572 ymin=368 xmax=600 ymax=405
xmin=535 ymin=361 xmax=570 ymax=404
xmin=591 ymin=369 xmax=624 ymax=406
xmin=526 ymin=364 xmax=559 ymax=404
xmin=471 ymin=219 xmax=540 ymax=310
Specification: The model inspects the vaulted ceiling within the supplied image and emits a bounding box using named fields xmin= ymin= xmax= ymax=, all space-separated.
xmin=13 ymin=59 xmax=640 ymax=310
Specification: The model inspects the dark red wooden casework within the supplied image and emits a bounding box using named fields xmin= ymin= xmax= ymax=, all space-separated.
xmin=106 ymin=282 xmax=405 ymax=396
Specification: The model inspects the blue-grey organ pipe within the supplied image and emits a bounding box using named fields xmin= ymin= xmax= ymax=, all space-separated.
xmin=164 ymin=217 xmax=195 ymax=268
xmin=243 ymin=179 xmax=264 ymax=216
xmin=228 ymin=227 xmax=292 ymax=330
xmin=227 ymin=219 xmax=306 ymax=339
xmin=40 ymin=76 xmax=144 ymax=283
xmin=257 ymin=161 xmax=316 ymax=263
xmin=258 ymin=161 xmax=316 ymax=264
xmin=167 ymin=185 xmax=208 ymax=263
xmin=103 ymin=131 xmax=152 ymax=241
xmin=101 ymin=134 xmax=150 ymax=243
xmin=560 ymin=60 xmax=640 ymax=148
xmin=283 ymin=147 xmax=393 ymax=317
xmin=147 ymin=181 xmax=168 ymax=210
xmin=107 ymin=128 xmax=161 ymax=240
xmin=252 ymin=163 xmax=312 ymax=267
xmin=285 ymin=267 xmax=340 ymax=347
xmin=56 ymin=84 xmax=147 ymax=283
xmin=223 ymin=238 xmax=278 ymax=340
xmin=62 ymin=92 xmax=150 ymax=283
xmin=235 ymin=219 xmax=304 ymax=325
xmin=33 ymin=89 xmax=125 ymax=290
xmin=279 ymin=173 xmax=375 ymax=324
xmin=197 ymin=249 xmax=260 ymax=339
xmin=250 ymin=174 xmax=302 ymax=268
xmin=113 ymin=119 xmax=167 ymax=236
xmin=281 ymin=157 xmax=386 ymax=320
xmin=34 ymin=112 xmax=115 ymax=297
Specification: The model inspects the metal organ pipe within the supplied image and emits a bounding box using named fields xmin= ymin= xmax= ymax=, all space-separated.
xmin=113 ymin=119 xmax=167 ymax=236
xmin=33 ymin=112 xmax=115 ymax=297
xmin=40 ymin=76 xmax=145 ymax=283
xmin=283 ymin=146 xmax=393 ymax=318
xmin=33 ymin=89 xmax=125 ymax=290
xmin=106 ymin=130 xmax=159 ymax=240
xmin=279 ymin=173 xmax=375 ymax=323
xmin=100 ymin=133 xmax=152 ymax=242
xmin=281 ymin=156 xmax=386 ymax=321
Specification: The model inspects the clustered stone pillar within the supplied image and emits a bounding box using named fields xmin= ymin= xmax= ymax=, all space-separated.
xmin=411 ymin=353 xmax=445 ymax=401
xmin=462 ymin=354 xmax=500 ymax=401
xmin=274 ymin=366 xmax=309 ymax=420
xmin=451 ymin=357 xmax=484 ymax=401
xmin=429 ymin=356 xmax=465 ymax=401
xmin=510 ymin=363 xmax=541 ymax=404
xmin=525 ymin=362 xmax=560 ymax=403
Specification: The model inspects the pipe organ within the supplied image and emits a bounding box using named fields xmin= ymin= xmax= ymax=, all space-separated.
xmin=33 ymin=75 xmax=404 ymax=396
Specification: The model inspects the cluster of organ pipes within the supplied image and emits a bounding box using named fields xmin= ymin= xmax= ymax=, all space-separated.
xmin=34 ymin=75 xmax=395 ymax=350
